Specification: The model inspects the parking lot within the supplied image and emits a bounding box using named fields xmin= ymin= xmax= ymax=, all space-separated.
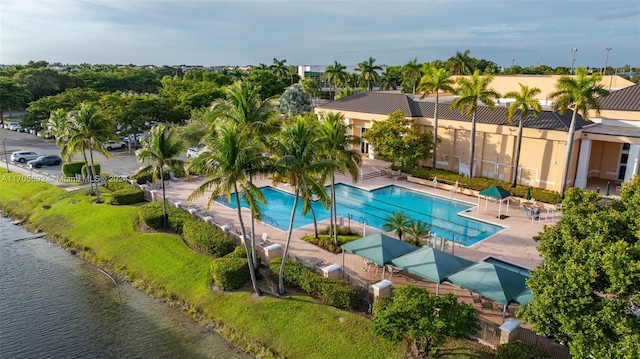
xmin=0 ymin=128 xmax=152 ymax=177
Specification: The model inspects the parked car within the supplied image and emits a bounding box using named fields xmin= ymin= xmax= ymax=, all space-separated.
xmin=8 ymin=123 xmax=22 ymax=131
xmin=186 ymin=147 xmax=202 ymax=158
xmin=10 ymin=151 xmax=41 ymax=163
xmin=28 ymin=155 xmax=62 ymax=168
xmin=2 ymin=122 xmax=15 ymax=130
xmin=104 ymin=140 xmax=127 ymax=151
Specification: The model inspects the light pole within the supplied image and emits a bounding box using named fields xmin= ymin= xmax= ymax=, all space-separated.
xmin=570 ymin=48 xmax=578 ymax=75
xmin=2 ymin=139 xmax=9 ymax=173
xmin=603 ymin=47 xmax=612 ymax=75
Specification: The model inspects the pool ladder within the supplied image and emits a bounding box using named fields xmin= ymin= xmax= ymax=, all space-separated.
xmin=261 ymin=215 xmax=280 ymax=227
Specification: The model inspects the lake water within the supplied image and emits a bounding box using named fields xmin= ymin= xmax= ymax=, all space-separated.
xmin=0 ymin=215 xmax=252 ymax=359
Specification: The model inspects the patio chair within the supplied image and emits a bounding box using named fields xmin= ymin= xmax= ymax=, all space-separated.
xmin=385 ymin=264 xmax=403 ymax=279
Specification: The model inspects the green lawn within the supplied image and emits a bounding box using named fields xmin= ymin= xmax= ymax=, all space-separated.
xmin=0 ymin=170 xmax=493 ymax=359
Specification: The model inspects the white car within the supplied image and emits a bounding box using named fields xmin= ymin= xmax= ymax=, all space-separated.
xmin=186 ymin=147 xmax=202 ymax=158
xmin=104 ymin=140 xmax=127 ymax=151
xmin=8 ymin=123 xmax=22 ymax=131
xmin=10 ymin=151 xmax=42 ymax=163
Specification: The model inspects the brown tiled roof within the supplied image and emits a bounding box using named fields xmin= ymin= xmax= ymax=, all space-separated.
xmin=319 ymin=91 xmax=591 ymax=131
xmin=598 ymin=84 xmax=640 ymax=111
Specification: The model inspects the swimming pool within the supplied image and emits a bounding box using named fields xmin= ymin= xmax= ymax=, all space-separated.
xmin=216 ymin=184 xmax=504 ymax=246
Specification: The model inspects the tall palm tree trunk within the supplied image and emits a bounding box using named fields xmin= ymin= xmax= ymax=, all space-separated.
xmin=331 ymin=173 xmax=338 ymax=245
xmin=512 ymin=116 xmax=525 ymax=188
xmin=560 ymin=110 xmax=578 ymax=196
xmin=310 ymin=205 xmax=318 ymax=239
xmin=469 ymin=112 xmax=477 ymax=178
xmin=249 ymin=174 xmax=257 ymax=269
xmin=81 ymin=149 xmax=95 ymax=195
xmin=278 ymin=187 xmax=300 ymax=295
xmin=88 ymin=146 xmax=101 ymax=202
xmin=432 ymin=94 xmax=439 ymax=170
xmin=160 ymin=168 xmax=168 ymax=228
xmin=234 ymin=183 xmax=261 ymax=296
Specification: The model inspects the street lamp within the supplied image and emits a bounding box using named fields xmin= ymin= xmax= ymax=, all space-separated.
xmin=570 ymin=48 xmax=578 ymax=75
xmin=603 ymin=47 xmax=612 ymax=75
xmin=2 ymin=139 xmax=9 ymax=173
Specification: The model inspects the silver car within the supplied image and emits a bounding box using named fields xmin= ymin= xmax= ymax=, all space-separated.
xmin=10 ymin=151 xmax=41 ymax=163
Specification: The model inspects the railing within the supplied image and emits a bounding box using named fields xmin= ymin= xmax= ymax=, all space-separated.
xmin=261 ymin=215 xmax=280 ymax=228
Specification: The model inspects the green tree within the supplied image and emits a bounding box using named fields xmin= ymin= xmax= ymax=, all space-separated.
xmin=133 ymin=125 xmax=186 ymax=227
xmin=446 ymin=49 xmax=474 ymax=75
xmin=66 ymin=103 xmax=114 ymax=202
xmin=402 ymin=58 xmax=422 ymax=94
xmin=246 ymin=69 xmax=286 ymax=100
xmin=362 ymin=109 xmax=433 ymax=170
xmin=450 ymin=70 xmax=500 ymax=177
xmin=0 ymin=78 xmax=32 ymax=124
xmin=379 ymin=66 xmax=401 ymax=91
xmin=521 ymin=184 xmax=640 ymax=359
xmin=188 ymin=125 xmax=266 ymax=296
xmin=268 ymin=117 xmax=336 ymax=294
xmin=382 ymin=211 xmax=412 ymax=241
xmin=404 ymin=220 xmax=431 ymax=246
xmin=549 ymin=67 xmax=610 ymax=196
xmin=286 ymin=65 xmax=300 ymax=85
xmin=418 ymin=67 xmax=455 ymax=170
xmin=13 ymin=67 xmax=66 ymax=100
xmin=300 ymin=77 xmax=320 ymax=107
xmin=22 ymin=88 xmax=102 ymax=132
xmin=270 ymin=58 xmax=288 ymax=82
xmin=318 ymin=112 xmax=361 ymax=245
xmin=373 ymin=285 xmax=480 ymax=358
xmin=504 ymin=84 xmax=542 ymax=188
xmin=322 ymin=61 xmax=348 ymax=100
xmin=356 ymin=57 xmax=382 ymax=91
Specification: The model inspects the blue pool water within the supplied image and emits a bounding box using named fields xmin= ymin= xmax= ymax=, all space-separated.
xmin=216 ymin=184 xmax=504 ymax=246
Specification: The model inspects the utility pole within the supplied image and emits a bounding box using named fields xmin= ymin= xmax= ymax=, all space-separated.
xmin=603 ymin=47 xmax=612 ymax=75
xmin=570 ymin=48 xmax=578 ymax=75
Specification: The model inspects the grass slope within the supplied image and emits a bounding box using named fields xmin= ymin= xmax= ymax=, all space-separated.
xmin=0 ymin=172 xmax=404 ymax=359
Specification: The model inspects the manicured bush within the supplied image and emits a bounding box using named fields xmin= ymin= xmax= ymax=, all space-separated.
xmin=225 ymin=245 xmax=261 ymax=264
xmin=135 ymin=172 xmax=170 ymax=185
xmin=210 ymin=257 xmax=250 ymax=290
xmin=106 ymin=178 xmax=135 ymax=191
xmin=268 ymin=257 xmax=361 ymax=310
xmin=183 ymin=220 xmax=234 ymax=257
xmin=495 ymin=342 xmax=552 ymax=359
xmin=61 ymin=160 xmax=85 ymax=177
xmin=111 ymin=188 xmax=145 ymax=205
xmin=81 ymin=163 xmax=101 ymax=178
xmin=138 ymin=202 xmax=165 ymax=230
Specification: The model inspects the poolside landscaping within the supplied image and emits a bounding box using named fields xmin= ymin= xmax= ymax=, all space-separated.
xmin=0 ymin=169 xmax=497 ymax=359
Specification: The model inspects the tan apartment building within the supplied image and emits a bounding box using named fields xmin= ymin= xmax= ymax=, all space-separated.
xmin=315 ymin=76 xmax=639 ymax=194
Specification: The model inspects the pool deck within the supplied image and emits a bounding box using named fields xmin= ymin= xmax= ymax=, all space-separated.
xmin=162 ymin=157 xmax=555 ymax=325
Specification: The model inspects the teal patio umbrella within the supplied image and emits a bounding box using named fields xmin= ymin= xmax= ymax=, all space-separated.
xmin=390 ymin=246 xmax=473 ymax=295
xmin=512 ymin=287 xmax=534 ymax=306
xmin=341 ymin=233 xmax=419 ymax=279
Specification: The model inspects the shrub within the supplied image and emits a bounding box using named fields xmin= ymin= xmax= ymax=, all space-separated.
xmin=81 ymin=163 xmax=101 ymax=178
xmin=106 ymin=178 xmax=135 ymax=191
xmin=138 ymin=202 xmax=195 ymax=234
xmin=61 ymin=160 xmax=85 ymax=177
xmin=225 ymin=245 xmax=261 ymax=264
xmin=112 ymin=188 xmax=145 ymax=205
xmin=135 ymin=171 xmax=170 ymax=185
xmin=210 ymin=257 xmax=249 ymax=290
xmin=268 ymin=257 xmax=361 ymax=310
xmin=183 ymin=220 xmax=234 ymax=257
xmin=495 ymin=342 xmax=552 ymax=359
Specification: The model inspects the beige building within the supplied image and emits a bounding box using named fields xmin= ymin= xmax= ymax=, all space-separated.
xmin=315 ymin=76 xmax=639 ymax=194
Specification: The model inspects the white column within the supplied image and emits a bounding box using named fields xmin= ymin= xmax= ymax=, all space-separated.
xmin=344 ymin=117 xmax=352 ymax=125
xmin=625 ymin=144 xmax=640 ymax=182
xmin=574 ymin=139 xmax=592 ymax=188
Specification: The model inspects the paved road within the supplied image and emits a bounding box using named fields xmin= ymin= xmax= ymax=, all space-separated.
xmin=0 ymin=129 xmax=187 ymax=177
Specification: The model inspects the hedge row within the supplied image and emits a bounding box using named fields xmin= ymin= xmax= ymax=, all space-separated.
xmin=407 ymin=167 xmax=562 ymax=204
xmin=106 ymin=178 xmax=135 ymax=191
xmin=210 ymin=257 xmax=250 ymax=291
xmin=61 ymin=160 xmax=85 ymax=177
xmin=495 ymin=342 xmax=552 ymax=359
xmin=183 ymin=220 xmax=234 ymax=257
xmin=269 ymin=258 xmax=361 ymax=310
xmin=81 ymin=164 xmax=101 ymax=178
xmin=111 ymin=189 xmax=145 ymax=205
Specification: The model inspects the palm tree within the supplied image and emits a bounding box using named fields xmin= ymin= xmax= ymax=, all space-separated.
xmin=404 ymin=220 xmax=431 ymax=246
xmin=451 ymin=70 xmax=500 ymax=178
xmin=286 ymin=65 xmax=298 ymax=85
xmin=419 ymin=67 xmax=455 ymax=170
xmin=188 ymin=125 xmax=266 ymax=296
xmin=210 ymin=81 xmax=274 ymax=269
xmin=322 ymin=61 xmax=347 ymax=100
xmin=550 ymin=67 xmax=610 ymax=196
xmin=382 ymin=211 xmax=412 ymax=241
xmin=356 ymin=57 xmax=382 ymax=91
xmin=45 ymin=108 xmax=67 ymax=141
xmin=447 ymin=49 xmax=474 ymax=75
xmin=505 ymin=84 xmax=542 ymax=188
xmin=379 ymin=66 xmax=400 ymax=90
xmin=318 ymin=112 xmax=361 ymax=245
xmin=268 ymin=117 xmax=336 ymax=295
xmin=402 ymin=58 xmax=422 ymax=94
xmin=66 ymin=103 xmax=113 ymax=202
xmin=133 ymin=124 xmax=186 ymax=227
xmin=270 ymin=58 xmax=287 ymax=82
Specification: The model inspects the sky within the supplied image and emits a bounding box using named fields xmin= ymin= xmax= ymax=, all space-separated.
xmin=1 ymin=0 xmax=639 ymax=69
